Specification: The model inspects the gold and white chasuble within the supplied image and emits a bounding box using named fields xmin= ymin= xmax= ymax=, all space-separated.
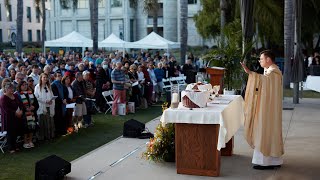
xmin=244 ymin=64 xmax=284 ymax=165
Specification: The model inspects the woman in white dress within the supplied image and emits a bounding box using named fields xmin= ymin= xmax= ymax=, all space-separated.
xmin=34 ymin=73 xmax=55 ymax=140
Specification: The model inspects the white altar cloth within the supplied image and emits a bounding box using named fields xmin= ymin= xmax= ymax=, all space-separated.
xmin=160 ymin=95 xmax=244 ymax=151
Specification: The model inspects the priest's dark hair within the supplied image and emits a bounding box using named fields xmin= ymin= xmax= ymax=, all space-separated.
xmin=260 ymin=50 xmax=275 ymax=63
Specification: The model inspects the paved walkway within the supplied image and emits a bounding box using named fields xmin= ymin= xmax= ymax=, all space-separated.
xmin=67 ymin=98 xmax=320 ymax=180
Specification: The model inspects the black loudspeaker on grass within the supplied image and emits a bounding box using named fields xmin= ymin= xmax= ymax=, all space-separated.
xmin=35 ymin=155 xmax=71 ymax=180
xmin=123 ymin=119 xmax=154 ymax=139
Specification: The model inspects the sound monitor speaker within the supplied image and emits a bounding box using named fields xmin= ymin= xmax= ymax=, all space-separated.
xmin=35 ymin=155 xmax=71 ymax=180
xmin=123 ymin=119 xmax=145 ymax=138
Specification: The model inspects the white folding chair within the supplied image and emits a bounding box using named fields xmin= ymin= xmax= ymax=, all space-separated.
xmin=0 ymin=116 xmax=7 ymax=153
xmin=162 ymin=78 xmax=172 ymax=92
xmin=176 ymin=76 xmax=187 ymax=91
xmin=102 ymin=90 xmax=114 ymax=114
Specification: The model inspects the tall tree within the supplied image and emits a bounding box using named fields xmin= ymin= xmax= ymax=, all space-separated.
xmin=220 ymin=0 xmax=228 ymax=46
xmin=89 ymin=0 xmax=99 ymax=53
xmin=284 ymin=0 xmax=294 ymax=88
xmin=240 ymin=0 xmax=254 ymax=60
xmin=301 ymin=0 xmax=320 ymax=50
xmin=143 ymin=0 xmax=159 ymax=33
xmin=16 ymin=0 xmax=23 ymax=53
xmin=35 ymin=0 xmax=46 ymax=54
xmin=194 ymin=0 xmax=282 ymax=47
xmin=180 ymin=0 xmax=188 ymax=64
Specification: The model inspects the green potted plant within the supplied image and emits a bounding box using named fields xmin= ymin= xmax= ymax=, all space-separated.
xmin=143 ymin=123 xmax=175 ymax=162
xmin=204 ymin=19 xmax=243 ymax=93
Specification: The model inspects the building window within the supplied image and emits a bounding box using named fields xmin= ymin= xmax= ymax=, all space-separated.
xmin=77 ymin=0 xmax=89 ymax=9
xmin=27 ymin=7 xmax=31 ymax=22
xmin=0 ymin=29 xmax=2 ymax=43
xmin=188 ymin=0 xmax=197 ymax=4
xmin=28 ymin=30 xmax=32 ymax=42
xmin=111 ymin=0 xmax=122 ymax=8
xmin=130 ymin=19 xmax=134 ymax=42
xmin=37 ymin=30 xmax=41 ymax=41
xmin=7 ymin=5 xmax=12 ymax=21
xmin=98 ymin=0 xmax=105 ymax=8
xmin=36 ymin=8 xmax=41 ymax=23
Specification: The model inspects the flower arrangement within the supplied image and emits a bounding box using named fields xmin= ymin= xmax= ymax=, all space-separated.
xmin=143 ymin=123 xmax=175 ymax=162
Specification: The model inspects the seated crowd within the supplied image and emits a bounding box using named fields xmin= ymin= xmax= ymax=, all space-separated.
xmin=0 ymin=50 xmax=198 ymax=153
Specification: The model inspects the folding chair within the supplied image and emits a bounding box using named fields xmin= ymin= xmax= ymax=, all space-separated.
xmin=0 ymin=117 xmax=7 ymax=153
xmin=176 ymin=76 xmax=187 ymax=91
xmin=102 ymin=90 xmax=114 ymax=114
xmin=162 ymin=78 xmax=172 ymax=92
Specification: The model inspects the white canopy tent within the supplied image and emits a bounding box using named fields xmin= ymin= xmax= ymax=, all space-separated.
xmin=99 ymin=33 xmax=128 ymax=57
xmin=126 ymin=32 xmax=180 ymax=54
xmin=44 ymin=31 xmax=93 ymax=55
xmin=99 ymin=33 xmax=127 ymax=48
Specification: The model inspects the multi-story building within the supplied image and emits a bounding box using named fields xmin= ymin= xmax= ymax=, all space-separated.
xmin=46 ymin=0 xmax=214 ymax=47
xmin=0 ymin=0 xmax=50 ymax=46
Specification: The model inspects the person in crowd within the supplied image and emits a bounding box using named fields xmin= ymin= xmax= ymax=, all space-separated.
xmin=240 ymin=50 xmax=284 ymax=170
xmin=38 ymin=57 xmax=46 ymax=70
xmin=182 ymin=59 xmax=196 ymax=84
xmin=111 ymin=62 xmax=126 ymax=116
xmin=137 ymin=65 xmax=145 ymax=97
xmin=9 ymin=69 xmax=16 ymax=82
xmin=95 ymin=61 xmax=111 ymax=112
xmin=0 ymin=78 xmax=12 ymax=96
xmin=128 ymin=64 xmax=141 ymax=108
xmin=0 ymin=67 xmax=7 ymax=85
xmin=154 ymin=62 xmax=165 ymax=102
xmin=13 ymin=72 xmax=24 ymax=91
xmin=0 ymin=82 xmax=24 ymax=153
xmin=29 ymin=65 xmax=40 ymax=86
xmin=162 ymin=63 xmax=170 ymax=79
xmin=15 ymin=81 xmax=39 ymax=148
xmin=58 ymin=62 xmax=67 ymax=76
xmin=83 ymin=71 xmax=95 ymax=127
xmin=34 ymin=73 xmax=55 ymax=140
xmin=65 ymin=62 xmax=76 ymax=82
xmin=143 ymin=62 xmax=153 ymax=106
xmin=168 ymin=56 xmax=177 ymax=77
xmin=71 ymin=72 xmax=87 ymax=132
xmin=51 ymin=71 xmax=67 ymax=136
xmin=62 ymin=75 xmax=75 ymax=134
xmin=27 ymin=77 xmax=35 ymax=93
xmin=147 ymin=63 xmax=157 ymax=104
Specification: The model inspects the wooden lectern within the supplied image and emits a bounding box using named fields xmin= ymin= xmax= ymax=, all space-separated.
xmin=206 ymin=66 xmax=234 ymax=157
xmin=206 ymin=67 xmax=225 ymax=94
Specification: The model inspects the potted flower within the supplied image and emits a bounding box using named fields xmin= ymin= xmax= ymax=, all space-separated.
xmin=143 ymin=123 xmax=175 ymax=162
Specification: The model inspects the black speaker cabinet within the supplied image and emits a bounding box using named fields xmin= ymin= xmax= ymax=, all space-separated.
xmin=35 ymin=155 xmax=71 ymax=180
xmin=123 ymin=119 xmax=145 ymax=138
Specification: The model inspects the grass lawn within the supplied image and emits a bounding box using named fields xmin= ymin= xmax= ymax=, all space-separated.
xmin=0 ymin=105 xmax=162 ymax=180
xmin=283 ymin=88 xmax=320 ymax=98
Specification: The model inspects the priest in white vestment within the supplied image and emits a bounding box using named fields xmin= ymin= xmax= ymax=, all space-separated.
xmin=240 ymin=50 xmax=284 ymax=170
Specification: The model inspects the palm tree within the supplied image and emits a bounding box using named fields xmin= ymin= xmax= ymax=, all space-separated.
xmin=16 ymin=0 xmax=23 ymax=53
xmin=180 ymin=0 xmax=188 ymax=64
xmin=35 ymin=0 xmax=46 ymax=54
xmin=142 ymin=0 xmax=159 ymax=33
xmin=284 ymin=0 xmax=294 ymax=88
xmin=220 ymin=0 xmax=228 ymax=46
xmin=89 ymin=0 xmax=99 ymax=53
xmin=240 ymin=0 xmax=254 ymax=61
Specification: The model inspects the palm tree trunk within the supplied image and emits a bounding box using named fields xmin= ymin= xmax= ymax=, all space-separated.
xmin=284 ymin=0 xmax=294 ymax=88
xmin=152 ymin=11 xmax=158 ymax=33
xmin=16 ymin=0 xmax=23 ymax=53
xmin=90 ymin=0 xmax=98 ymax=53
xmin=41 ymin=0 xmax=46 ymax=54
xmin=180 ymin=0 xmax=188 ymax=64
xmin=220 ymin=0 xmax=227 ymax=47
